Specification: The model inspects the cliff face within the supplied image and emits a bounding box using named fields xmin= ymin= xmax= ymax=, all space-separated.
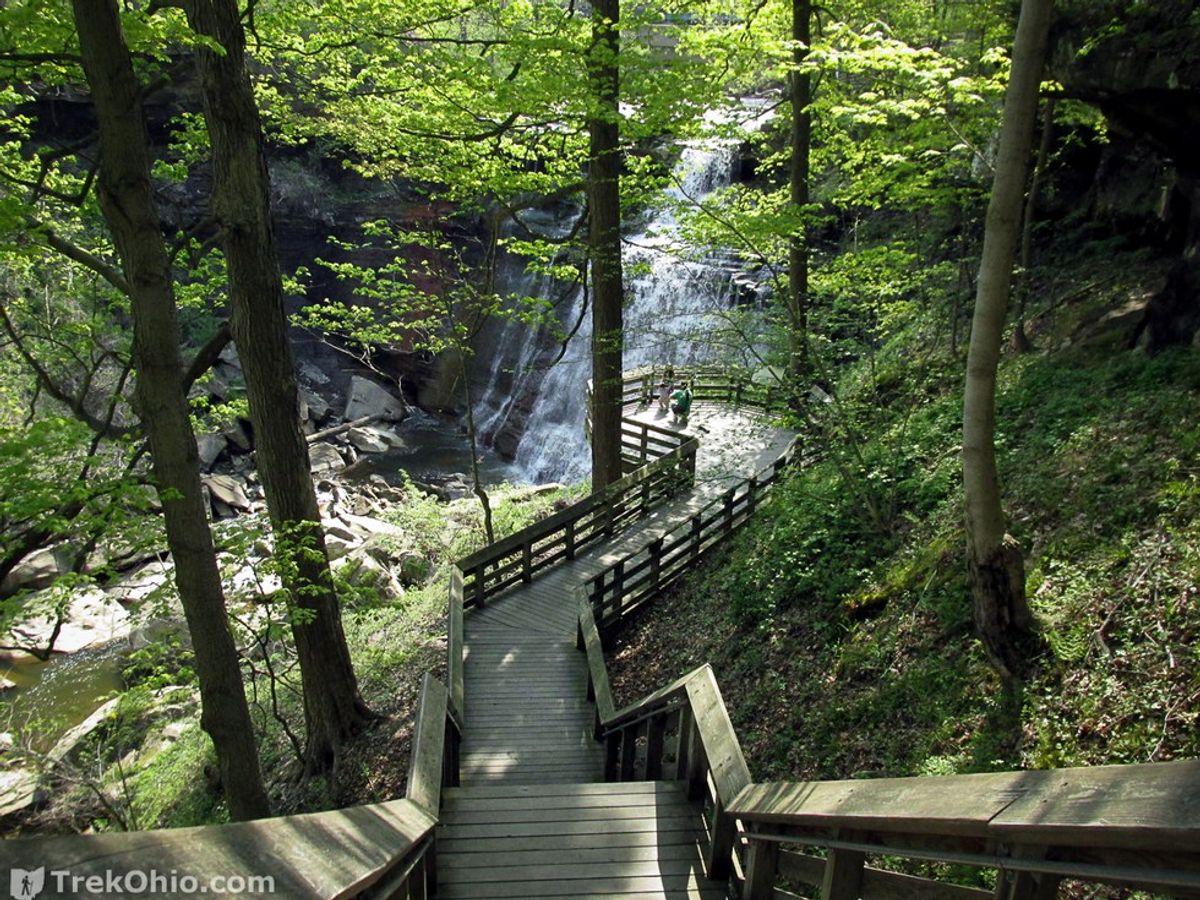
xmin=1050 ymin=0 xmax=1200 ymax=349
xmin=26 ymin=86 xmax=478 ymax=414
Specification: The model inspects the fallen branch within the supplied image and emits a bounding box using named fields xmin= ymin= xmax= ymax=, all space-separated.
xmin=305 ymin=415 xmax=379 ymax=443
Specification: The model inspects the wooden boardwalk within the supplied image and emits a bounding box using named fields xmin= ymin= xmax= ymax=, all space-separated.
xmin=440 ymin=403 xmax=792 ymax=898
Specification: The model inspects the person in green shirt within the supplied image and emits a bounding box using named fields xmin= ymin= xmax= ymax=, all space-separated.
xmin=670 ymin=383 xmax=692 ymax=423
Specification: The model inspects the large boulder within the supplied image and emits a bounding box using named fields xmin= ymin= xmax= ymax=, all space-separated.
xmin=2 ymin=585 xmax=132 ymax=658
xmin=347 ymin=426 xmax=390 ymax=454
xmin=309 ymin=441 xmax=346 ymax=474
xmin=201 ymin=474 xmax=252 ymax=512
xmin=196 ymin=433 xmax=228 ymax=469
xmin=0 ymin=547 xmax=69 ymax=596
xmin=344 ymin=376 xmax=407 ymax=422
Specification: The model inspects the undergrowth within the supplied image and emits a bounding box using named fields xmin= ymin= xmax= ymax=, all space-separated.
xmin=609 ymin=341 xmax=1200 ymax=784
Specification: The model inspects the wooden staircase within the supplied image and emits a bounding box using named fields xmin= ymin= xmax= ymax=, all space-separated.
xmin=437 ymin=782 xmax=726 ymax=899
xmin=9 ymin=373 xmax=1193 ymax=900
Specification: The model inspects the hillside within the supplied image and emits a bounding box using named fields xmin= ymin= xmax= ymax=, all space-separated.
xmin=606 ymin=253 xmax=1200 ymax=791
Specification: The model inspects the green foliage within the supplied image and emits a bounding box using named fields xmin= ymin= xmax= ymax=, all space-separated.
xmin=656 ymin=335 xmax=1200 ymax=788
xmin=122 ymin=634 xmax=197 ymax=692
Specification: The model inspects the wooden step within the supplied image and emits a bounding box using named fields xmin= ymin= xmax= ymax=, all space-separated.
xmin=437 ymin=781 xmax=726 ymax=899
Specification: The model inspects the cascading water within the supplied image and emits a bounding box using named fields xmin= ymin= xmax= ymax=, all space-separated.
xmin=474 ymin=109 xmax=772 ymax=485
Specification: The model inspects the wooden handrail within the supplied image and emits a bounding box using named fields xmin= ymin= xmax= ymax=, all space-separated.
xmin=731 ymin=762 xmax=1200 ymax=897
xmin=454 ymin=437 xmax=698 ymax=608
xmin=578 ymin=587 xmax=751 ymax=883
xmin=587 ymin=435 xmax=800 ymax=630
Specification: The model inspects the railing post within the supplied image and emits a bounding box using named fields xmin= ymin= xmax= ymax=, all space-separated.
xmin=612 ymin=560 xmax=625 ymax=616
xmin=746 ymin=476 xmax=758 ymax=516
xmin=690 ymin=516 xmax=702 ymax=561
xmin=704 ymin=796 xmax=736 ymax=881
xmin=742 ymin=835 xmax=779 ymax=900
xmin=997 ymin=871 xmax=1062 ymax=900
xmin=566 ymin=520 xmax=576 ymax=560
xmin=521 ymin=541 xmax=532 ymax=583
xmin=820 ymin=848 xmax=865 ymax=900
xmin=649 ymin=537 xmax=663 ymax=594
xmin=473 ymin=563 xmax=486 ymax=607
xmin=685 ymin=724 xmax=706 ymax=801
xmin=645 ymin=715 xmax=665 ymax=780
xmin=619 ymin=723 xmax=638 ymax=780
xmin=724 ymin=487 xmax=736 ymax=536
xmin=605 ymin=732 xmax=620 ymax=780
xmin=673 ymin=706 xmax=693 ymax=781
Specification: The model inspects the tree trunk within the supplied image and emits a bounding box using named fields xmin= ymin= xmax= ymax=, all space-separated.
xmin=1012 ymin=98 xmax=1056 ymax=353
xmin=185 ymin=0 xmax=372 ymax=774
xmin=71 ymin=0 xmax=269 ymax=819
xmin=588 ymin=0 xmax=625 ymax=491
xmin=963 ymin=0 xmax=1053 ymax=682
xmin=787 ymin=0 xmax=812 ymax=404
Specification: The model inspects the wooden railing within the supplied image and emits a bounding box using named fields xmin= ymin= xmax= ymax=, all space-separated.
xmin=577 ymin=597 xmax=749 ymax=884
xmin=0 ymin=673 xmax=463 ymax=899
xmin=731 ymin=762 xmax=1200 ymax=899
xmin=579 ymin=590 xmax=1200 ymax=900
xmin=609 ymin=364 xmax=791 ymax=415
xmin=453 ymin=438 xmax=697 ymax=608
xmin=586 ymin=436 xmax=800 ymax=631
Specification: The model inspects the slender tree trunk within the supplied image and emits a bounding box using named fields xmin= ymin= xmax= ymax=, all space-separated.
xmin=1013 ymin=98 xmax=1056 ymax=353
xmin=963 ymin=0 xmax=1053 ymax=682
xmin=787 ymin=0 xmax=812 ymax=404
xmin=185 ymin=0 xmax=371 ymax=774
xmin=589 ymin=0 xmax=624 ymax=490
xmin=71 ymin=0 xmax=269 ymax=819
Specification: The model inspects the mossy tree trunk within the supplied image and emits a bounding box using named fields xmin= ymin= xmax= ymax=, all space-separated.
xmin=589 ymin=0 xmax=625 ymax=491
xmin=185 ymin=0 xmax=372 ymax=774
xmin=71 ymin=0 xmax=269 ymax=818
xmin=963 ymin=0 xmax=1053 ymax=682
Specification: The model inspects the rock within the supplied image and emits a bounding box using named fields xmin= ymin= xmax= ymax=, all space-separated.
xmin=300 ymin=388 xmax=332 ymax=423
xmin=340 ymin=513 xmax=405 ymax=539
xmin=298 ymin=360 xmax=330 ymax=386
xmin=162 ymin=721 xmax=191 ymax=741
xmin=203 ymin=370 xmax=231 ymax=403
xmin=0 ymin=546 xmax=70 ymax=596
xmin=337 ymin=554 xmax=401 ymax=597
xmin=324 ymin=534 xmax=360 ymax=561
xmin=504 ymin=483 xmax=565 ymax=503
xmin=3 ymin=586 xmax=132 ymax=657
xmin=196 ymin=433 xmax=228 ymax=469
xmin=201 ymin=474 xmax=252 ymax=512
xmin=309 ymin=441 xmax=345 ymax=473
xmin=1073 ymin=294 xmax=1152 ymax=350
xmin=218 ymin=344 xmax=241 ymax=368
xmin=0 ymin=768 xmax=40 ymax=818
xmin=347 ymin=426 xmax=390 ymax=454
xmin=107 ymin=561 xmax=174 ymax=606
xmin=228 ymin=563 xmax=282 ymax=597
xmin=366 ymin=424 xmax=406 ymax=449
xmin=223 ymin=419 xmax=253 ymax=452
xmin=344 ymin=375 xmax=407 ymax=422
xmin=0 ymin=732 xmax=12 ymax=750
xmin=322 ymin=519 xmax=360 ymax=543
xmin=48 ymin=696 xmax=121 ymax=765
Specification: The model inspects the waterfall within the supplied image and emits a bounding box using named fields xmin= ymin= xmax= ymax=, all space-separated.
xmin=474 ymin=108 xmax=771 ymax=485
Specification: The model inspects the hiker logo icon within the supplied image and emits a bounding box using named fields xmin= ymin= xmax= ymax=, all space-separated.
xmin=9 ymin=867 xmax=44 ymax=900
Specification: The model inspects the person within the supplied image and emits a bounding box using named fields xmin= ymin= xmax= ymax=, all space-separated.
xmin=670 ymin=382 xmax=692 ymax=424
xmin=658 ymin=378 xmax=673 ymax=412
